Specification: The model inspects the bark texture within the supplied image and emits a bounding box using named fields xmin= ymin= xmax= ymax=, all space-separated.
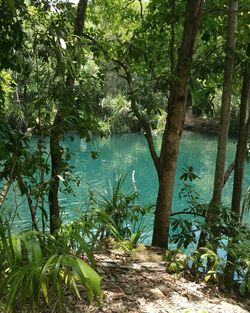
xmin=223 ymin=161 xmax=235 ymax=187
xmin=231 ymin=43 xmax=250 ymax=216
xmin=0 ymin=177 xmax=12 ymax=209
xmin=224 ymin=43 xmax=250 ymax=287
xmin=198 ymin=0 xmax=238 ymax=248
xmin=211 ymin=0 xmax=238 ymax=206
xmin=49 ymin=0 xmax=88 ymax=234
xmin=151 ymin=0 xmax=203 ymax=248
xmin=18 ymin=176 xmax=39 ymax=231
xmin=49 ymin=114 xmax=63 ymax=233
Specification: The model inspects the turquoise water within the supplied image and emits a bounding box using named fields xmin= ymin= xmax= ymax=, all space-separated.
xmin=3 ymin=131 xmax=250 ymax=241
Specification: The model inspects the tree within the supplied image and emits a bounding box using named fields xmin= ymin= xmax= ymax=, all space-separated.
xmin=151 ymin=0 xmax=204 ymax=248
xmin=211 ymin=0 xmax=238 ymax=206
xmin=84 ymin=0 xmax=203 ymax=248
xmin=49 ymin=0 xmax=89 ymax=233
xmin=223 ymin=42 xmax=250 ymax=287
xmin=0 ymin=0 xmax=25 ymax=72
xmin=231 ymin=43 xmax=250 ymax=216
xmin=0 ymin=0 xmax=28 ymax=214
xmin=198 ymin=0 xmax=238 ymax=247
xmin=0 ymin=0 xmax=101 ymax=232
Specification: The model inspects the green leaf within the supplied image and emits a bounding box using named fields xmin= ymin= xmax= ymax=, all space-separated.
xmin=75 ymin=258 xmax=102 ymax=300
xmin=11 ymin=236 xmax=22 ymax=264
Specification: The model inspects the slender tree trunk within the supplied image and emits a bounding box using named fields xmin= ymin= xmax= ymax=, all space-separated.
xmin=37 ymin=136 xmax=46 ymax=232
xmin=231 ymin=44 xmax=250 ymax=216
xmin=48 ymin=0 xmax=88 ymax=234
xmin=169 ymin=0 xmax=176 ymax=80
xmin=211 ymin=0 xmax=238 ymax=207
xmin=223 ymin=161 xmax=235 ymax=187
xmin=49 ymin=114 xmax=63 ymax=233
xmin=198 ymin=0 xmax=238 ymax=248
xmin=224 ymin=43 xmax=250 ymax=287
xmin=152 ymin=0 xmax=203 ymax=248
xmin=0 ymin=177 xmax=13 ymax=209
xmin=198 ymin=160 xmax=236 ymax=248
xmin=17 ymin=176 xmax=39 ymax=231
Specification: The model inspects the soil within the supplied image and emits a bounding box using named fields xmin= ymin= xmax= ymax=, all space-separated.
xmin=66 ymin=246 xmax=250 ymax=313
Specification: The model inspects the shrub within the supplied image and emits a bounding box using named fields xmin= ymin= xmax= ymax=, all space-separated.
xmin=0 ymin=217 xmax=102 ymax=313
xmin=82 ymin=174 xmax=154 ymax=250
xmin=170 ymin=166 xmax=250 ymax=295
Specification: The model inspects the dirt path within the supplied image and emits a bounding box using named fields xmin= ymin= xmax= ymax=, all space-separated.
xmin=69 ymin=248 xmax=249 ymax=313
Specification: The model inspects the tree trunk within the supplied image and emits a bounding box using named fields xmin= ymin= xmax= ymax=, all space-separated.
xmin=198 ymin=0 xmax=238 ymax=248
xmin=211 ymin=0 xmax=238 ymax=207
xmin=0 ymin=177 xmax=13 ymax=209
xmin=223 ymin=161 xmax=235 ymax=187
xmin=151 ymin=0 xmax=203 ymax=248
xmin=48 ymin=0 xmax=88 ymax=234
xmin=152 ymin=175 xmax=173 ymax=248
xmin=17 ymin=176 xmax=39 ymax=231
xmin=49 ymin=113 xmax=63 ymax=233
xmin=224 ymin=44 xmax=250 ymax=287
xmin=231 ymin=43 xmax=250 ymax=216
xmin=169 ymin=0 xmax=176 ymax=80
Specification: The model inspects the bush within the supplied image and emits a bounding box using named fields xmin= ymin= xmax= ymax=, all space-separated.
xmin=81 ymin=174 xmax=154 ymax=250
xmin=98 ymin=94 xmax=140 ymax=134
xmin=0 ymin=217 xmax=102 ymax=313
xmin=170 ymin=166 xmax=250 ymax=295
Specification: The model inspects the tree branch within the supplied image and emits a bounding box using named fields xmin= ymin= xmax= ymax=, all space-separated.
xmin=202 ymin=7 xmax=250 ymax=16
xmin=171 ymin=211 xmax=205 ymax=218
xmin=17 ymin=176 xmax=39 ymax=231
xmin=113 ymin=60 xmax=160 ymax=172
xmin=0 ymin=177 xmax=13 ymax=209
xmin=82 ymin=31 xmax=161 ymax=172
xmin=223 ymin=161 xmax=235 ymax=187
xmin=122 ymin=0 xmax=136 ymax=10
xmin=138 ymin=0 xmax=143 ymax=18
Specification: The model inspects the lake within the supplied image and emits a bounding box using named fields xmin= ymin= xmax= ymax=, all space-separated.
xmin=3 ymin=131 xmax=250 ymax=243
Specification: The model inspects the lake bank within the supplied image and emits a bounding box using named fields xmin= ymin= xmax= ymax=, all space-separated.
xmin=184 ymin=113 xmax=238 ymax=137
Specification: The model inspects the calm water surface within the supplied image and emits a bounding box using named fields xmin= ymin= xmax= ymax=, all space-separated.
xmin=5 ymin=131 xmax=250 ymax=241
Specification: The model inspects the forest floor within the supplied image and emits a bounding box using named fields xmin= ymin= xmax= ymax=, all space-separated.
xmin=66 ymin=246 xmax=250 ymax=313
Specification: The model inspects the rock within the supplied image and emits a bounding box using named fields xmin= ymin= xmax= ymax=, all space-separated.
xmin=150 ymin=288 xmax=166 ymax=300
xmin=184 ymin=292 xmax=203 ymax=302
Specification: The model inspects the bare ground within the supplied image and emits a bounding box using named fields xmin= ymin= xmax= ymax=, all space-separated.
xmin=66 ymin=247 xmax=250 ymax=313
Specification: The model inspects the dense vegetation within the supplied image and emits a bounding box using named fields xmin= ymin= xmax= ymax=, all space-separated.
xmin=0 ymin=0 xmax=250 ymax=311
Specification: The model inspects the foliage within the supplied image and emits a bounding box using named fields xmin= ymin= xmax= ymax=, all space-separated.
xmin=189 ymin=247 xmax=221 ymax=282
xmin=165 ymin=249 xmax=188 ymax=274
xmin=0 ymin=0 xmax=250 ymax=303
xmin=242 ymin=185 xmax=250 ymax=220
xmin=166 ymin=233 xmax=250 ymax=295
xmin=0 ymin=128 xmax=50 ymax=229
xmin=80 ymin=174 xmax=154 ymax=250
xmin=0 ymin=0 xmax=26 ymax=71
xmin=98 ymin=93 xmax=140 ymax=134
xmin=0 ymin=216 xmax=102 ymax=312
xmin=171 ymin=166 xmax=206 ymax=249
xmin=247 ymin=141 xmax=250 ymax=162
xmin=179 ymin=165 xmax=201 ymax=182
xmin=170 ymin=167 xmax=250 ymax=295
xmin=165 ymin=247 xmax=222 ymax=283
xmin=0 ymin=70 xmax=14 ymax=108
xmin=225 ymin=223 xmax=250 ymax=295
